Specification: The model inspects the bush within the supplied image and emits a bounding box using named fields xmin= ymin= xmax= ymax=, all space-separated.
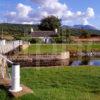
xmin=51 ymin=37 xmax=63 ymax=43
xmin=52 ymin=36 xmax=73 ymax=43
xmin=30 ymin=38 xmax=43 ymax=43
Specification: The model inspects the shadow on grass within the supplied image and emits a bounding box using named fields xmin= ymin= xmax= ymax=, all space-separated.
xmin=0 ymin=85 xmax=15 ymax=100
xmin=0 ymin=85 xmax=40 ymax=100
xmin=90 ymin=89 xmax=100 ymax=94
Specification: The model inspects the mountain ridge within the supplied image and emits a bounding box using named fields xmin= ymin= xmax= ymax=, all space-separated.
xmin=63 ymin=25 xmax=99 ymax=30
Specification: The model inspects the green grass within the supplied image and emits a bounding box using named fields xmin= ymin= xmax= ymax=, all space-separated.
xmin=0 ymin=89 xmax=8 ymax=100
xmin=21 ymin=66 xmax=100 ymax=100
xmin=0 ymin=66 xmax=100 ymax=100
xmin=22 ymin=44 xmax=100 ymax=54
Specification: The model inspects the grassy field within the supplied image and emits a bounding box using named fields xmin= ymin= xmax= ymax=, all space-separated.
xmin=22 ymin=43 xmax=100 ymax=54
xmin=0 ymin=66 xmax=100 ymax=100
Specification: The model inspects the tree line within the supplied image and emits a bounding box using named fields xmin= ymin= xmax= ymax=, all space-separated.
xmin=0 ymin=16 xmax=100 ymax=42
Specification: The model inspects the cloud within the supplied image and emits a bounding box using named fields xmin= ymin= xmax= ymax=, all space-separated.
xmin=31 ymin=0 xmax=68 ymax=18
xmin=6 ymin=3 xmax=33 ymax=24
xmin=81 ymin=18 xmax=89 ymax=25
xmin=31 ymin=0 xmax=58 ymax=5
xmin=5 ymin=0 xmax=95 ymax=25
xmin=16 ymin=3 xmax=32 ymax=17
xmin=80 ymin=7 xmax=95 ymax=25
xmin=86 ymin=7 xmax=95 ymax=18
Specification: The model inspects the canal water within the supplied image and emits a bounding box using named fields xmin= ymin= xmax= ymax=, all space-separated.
xmin=70 ymin=53 xmax=100 ymax=66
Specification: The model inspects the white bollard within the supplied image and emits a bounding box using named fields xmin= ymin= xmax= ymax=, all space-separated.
xmin=9 ymin=64 xmax=22 ymax=92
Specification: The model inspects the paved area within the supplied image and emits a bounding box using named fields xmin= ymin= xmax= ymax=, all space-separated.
xmin=0 ymin=78 xmax=10 ymax=86
xmin=10 ymin=85 xmax=33 ymax=98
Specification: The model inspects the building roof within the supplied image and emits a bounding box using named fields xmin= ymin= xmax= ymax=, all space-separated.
xmin=31 ymin=31 xmax=58 ymax=37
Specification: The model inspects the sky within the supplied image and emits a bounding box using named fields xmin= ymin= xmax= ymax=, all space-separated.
xmin=0 ymin=0 xmax=100 ymax=28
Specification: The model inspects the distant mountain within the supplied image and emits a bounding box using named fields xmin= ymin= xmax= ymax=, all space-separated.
xmin=62 ymin=25 xmax=98 ymax=30
xmin=62 ymin=25 xmax=71 ymax=29
xmin=73 ymin=25 xmax=97 ymax=30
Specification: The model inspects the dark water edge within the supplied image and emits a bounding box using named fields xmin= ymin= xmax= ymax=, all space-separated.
xmin=70 ymin=56 xmax=100 ymax=66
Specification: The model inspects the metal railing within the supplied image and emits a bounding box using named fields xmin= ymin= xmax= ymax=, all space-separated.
xmin=0 ymin=54 xmax=13 ymax=79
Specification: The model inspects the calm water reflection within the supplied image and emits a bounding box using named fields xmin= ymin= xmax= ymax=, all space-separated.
xmin=89 ymin=60 xmax=100 ymax=66
xmin=71 ymin=60 xmax=100 ymax=66
xmin=70 ymin=55 xmax=100 ymax=66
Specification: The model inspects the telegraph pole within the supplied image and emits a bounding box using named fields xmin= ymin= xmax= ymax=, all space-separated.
xmin=1 ymin=28 xmax=3 ymax=39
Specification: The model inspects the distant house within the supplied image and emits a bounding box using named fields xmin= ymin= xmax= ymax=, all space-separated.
xmin=30 ymin=29 xmax=58 ymax=43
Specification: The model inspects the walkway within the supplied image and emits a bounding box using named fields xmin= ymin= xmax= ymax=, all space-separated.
xmin=0 ymin=40 xmax=23 ymax=54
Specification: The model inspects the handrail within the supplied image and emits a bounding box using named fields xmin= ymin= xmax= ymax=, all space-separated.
xmin=0 ymin=54 xmax=13 ymax=64
xmin=0 ymin=54 xmax=12 ymax=79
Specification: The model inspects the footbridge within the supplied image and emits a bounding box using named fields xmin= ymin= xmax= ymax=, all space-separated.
xmin=0 ymin=40 xmax=23 ymax=55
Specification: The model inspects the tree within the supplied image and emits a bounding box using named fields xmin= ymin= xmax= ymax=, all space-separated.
xmin=39 ymin=16 xmax=61 ymax=31
xmin=80 ymin=30 xmax=90 ymax=38
xmin=59 ymin=28 xmax=72 ymax=43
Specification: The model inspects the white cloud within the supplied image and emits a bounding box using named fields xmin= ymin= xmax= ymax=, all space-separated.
xmin=5 ymin=1 xmax=95 ymax=25
xmin=80 ymin=7 xmax=95 ymax=25
xmin=16 ymin=3 xmax=32 ymax=17
xmin=31 ymin=0 xmax=58 ymax=5
xmin=6 ymin=3 xmax=33 ymax=24
xmin=81 ymin=18 xmax=89 ymax=25
xmin=76 ymin=11 xmax=82 ymax=16
xmin=86 ymin=7 xmax=95 ymax=18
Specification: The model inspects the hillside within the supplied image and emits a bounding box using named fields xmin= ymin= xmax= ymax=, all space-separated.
xmin=0 ymin=23 xmax=100 ymax=37
xmin=0 ymin=23 xmax=38 ymax=34
xmin=73 ymin=25 xmax=97 ymax=30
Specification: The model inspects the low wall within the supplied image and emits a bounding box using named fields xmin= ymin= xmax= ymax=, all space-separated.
xmin=11 ymin=59 xmax=69 ymax=67
xmin=8 ymin=52 xmax=70 ymax=67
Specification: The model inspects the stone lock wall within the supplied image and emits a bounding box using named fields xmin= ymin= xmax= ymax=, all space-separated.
xmin=8 ymin=52 xmax=70 ymax=67
xmin=12 ymin=59 xmax=69 ymax=67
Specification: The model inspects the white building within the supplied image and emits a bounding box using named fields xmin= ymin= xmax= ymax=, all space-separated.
xmin=30 ymin=29 xmax=58 ymax=43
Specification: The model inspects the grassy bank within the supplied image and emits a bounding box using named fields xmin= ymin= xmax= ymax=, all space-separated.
xmin=22 ymin=44 xmax=100 ymax=54
xmin=0 ymin=66 xmax=100 ymax=100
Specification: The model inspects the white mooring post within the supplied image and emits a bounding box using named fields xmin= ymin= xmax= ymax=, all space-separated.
xmin=9 ymin=64 xmax=22 ymax=92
